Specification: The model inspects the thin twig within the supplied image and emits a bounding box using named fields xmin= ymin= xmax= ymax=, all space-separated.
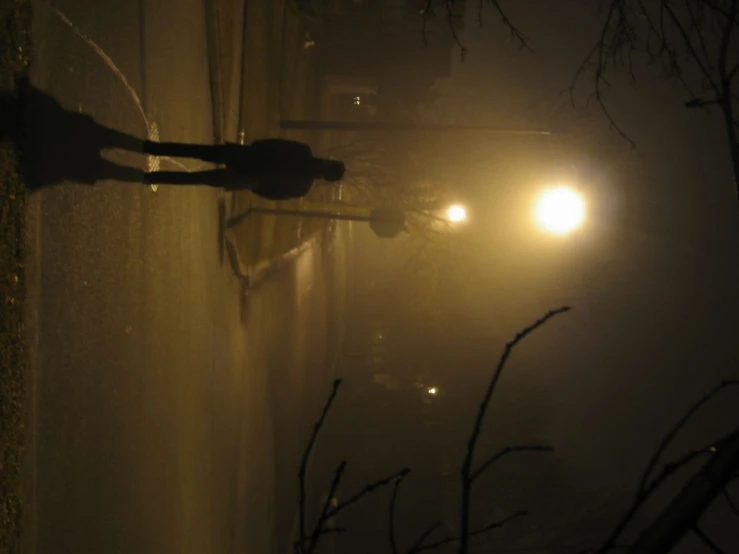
xmin=407 ymin=522 xmax=442 ymax=554
xmin=307 ymin=460 xmax=347 ymax=554
xmin=294 ymin=527 xmax=346 ymax=549
xmin=445 ymin=0 xmax=467 ymax=60
xmin=598 ymin=444 xmax=719 ymax=553
xmin=638 ymin=380 xmax=738 ymax=494
xmin=723 ymin=488 xmax=739 ymax=516
xmin=692 ymin=526 xmax=726 ymax=554
xmin=489 ymin=0 xmax=533 ymax=51
xmin=420 ymin=0 xmax=433 ymax=48
xmin=471 ymin=445 xmax=554 ymax=482
xmin=662 ymin=0 xmax=720 ymax=92
xmin=715 ymin=0 xmax=739 ymax=207
xmin=459 ymin=307 xmax=571 ymax=554
xmin=389 ymin=473 xmax=407 ymax=554
xmin=414 ymin=511 xmax=527 ymax=553
xmin=598 ymin=388 xmax=736 ymax=554
xmin=685 ymin=97 xmax=720 ymax=108
xmin=570 ymin=0 xmax=739 ymax=156
xmin=298 ymin=379 xmax=342 ymax=553
xmin=327 ymin=468 xmax=410 ymax=520
xmin=585 ymin=0 xmax=637 ymax=145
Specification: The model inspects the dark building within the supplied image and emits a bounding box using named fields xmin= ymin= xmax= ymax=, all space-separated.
xmin=313 ymin=0 xmax=466 ymax=117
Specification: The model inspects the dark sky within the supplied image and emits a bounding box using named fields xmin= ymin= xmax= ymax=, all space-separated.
xmin=321 ymin=2 xmax=739 ymax=552
xmin=438 ymin=0 xmax=739 ymax=470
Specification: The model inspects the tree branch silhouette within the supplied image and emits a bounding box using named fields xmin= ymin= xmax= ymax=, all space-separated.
xmin=305 ymin=460 xmax=347 ymax=554
xmin=295 ymin=378 xmax=410 ymax=554
xmin=624 ymin=425 xmax=739 ymax=553
xmin=597 ymin=380 xmax=739 ymax=553
xmin=388 ymin=473 xmax=407 ymax=554
xmin=413 ymin=511 xmax=527 ymax=553
xmin=569 ymin=0 xmax=739 ymax=200
xmin=693 ymin=525 xmax=726 ymax=554
xmin=297 ymin=379 xmax=342 ymax=553
xmin=459 ymin=306 xmax=571 ymax=554
xmin=470 ymin=445 xmax=554 ymax=482
xmin=407 ymin=522 xmax=442 ymax=554
xmin=723 ymin=488 xmax=739 ymax=516
xmin=423 ymin=0 xmax=531 ymax=58
xmin=326 ymin=468 xmax=410 ymax=521
xmin=638 ymin=380 xmax=739 ymax=494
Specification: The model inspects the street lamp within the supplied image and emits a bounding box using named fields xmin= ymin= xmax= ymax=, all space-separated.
xmin=447 ymin=204 xmax=467 ymax=223
xmin=534 ymin=186 xmax=585 ymax=235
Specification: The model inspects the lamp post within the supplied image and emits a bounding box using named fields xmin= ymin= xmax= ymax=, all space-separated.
xmin=226 ymin=205 xmax=408 ymax=239
xmin=225 ymin=202 xmax=469 ymax=240
xmin=279 ymin=120 xmax=553 ymax=135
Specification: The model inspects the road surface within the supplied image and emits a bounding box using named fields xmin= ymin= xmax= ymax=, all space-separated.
xmin=23 ymin=1 xmax=346 ymax=553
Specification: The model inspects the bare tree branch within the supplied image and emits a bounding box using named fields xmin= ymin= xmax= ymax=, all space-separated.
xmin=700 ymin=0 xmax=739 ymax=23
xmin=598 ymin=379 xmax=739 ymax=553
xmin=421 ymin=0 xmax=434 ymax=48
xmin=729 ymin=59 xmax=739 ymax=81
xmin=407 ymin=522 xmax=442 ymax=554
xmin=685 ymin=97 xmax=720 ymax=107
xmin=638 ymin=379 xmax=739 ymax=495
xmin=326 ymin=468 xmax=410 ymax=520
xmin=298 ymin=379 xmax=342 ymax=552
xmin=413 ymin=511 xmax=527 ymax=553
xmin=662 ymin=1 xmax=719 ymax=91
xmin=683 ymin=0 xmax=715 ymax=76
xmin=693 ymin=525 xmax=726 ymax=554
xmin=389 ymin=473 xmax=406 ymax=554
xmin=569 ymin=0 xmax=739 ymax=195
xmin=489 ymin=0 xmax=533 ymax=51
xmin=598 ymin=444 xmax=716 ymax=552
xmin=624 ymin=426 xmax=739 ymax=554
xmin=459 ymin=307 xmax=571 ymax=554
xmin=294 ymin=527 xmax=347 ymax=551
xmin=306 ymin=460 xmax=347 ymax=554
xmin=715 ymin=0 xmax=739 ymax=203
xmin=470 ymin=445 xmax=554 ymax=482
xmin=723 ymin=488 xmax=739 ymax=516
xmin=426 ymin=0 xmax=531 ymax=57
xmin=569 ymin=0 xmax=637 ymax=145
xmin=445 ymin=0 xmax=467 ymax=60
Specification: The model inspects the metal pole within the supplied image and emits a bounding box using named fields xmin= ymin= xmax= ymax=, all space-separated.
xmin=279 ymin=120 xmax=553 ymax=135
xmin=226 ymin=206 xmax=376 ymax=229
xmin=250 ymin=207 xmax=374 ymax=221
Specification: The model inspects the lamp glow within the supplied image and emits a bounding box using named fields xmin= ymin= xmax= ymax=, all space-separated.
xmin=447 ymin=205 xmax=467 ymax=222
xmin=535 ymin=187 xmax=585 ymax=234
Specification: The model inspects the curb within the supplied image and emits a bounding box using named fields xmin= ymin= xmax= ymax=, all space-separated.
xmin=224 ymin=228 xmax=329 ymax=290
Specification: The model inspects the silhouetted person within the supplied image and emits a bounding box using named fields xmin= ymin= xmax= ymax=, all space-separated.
xmin=2 ymin=78 xmax=145 ymax=188
xmin=142 ymin=139 xmax=345 ymax=200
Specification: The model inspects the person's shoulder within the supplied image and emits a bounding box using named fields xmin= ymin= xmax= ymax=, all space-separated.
xmin=252 ymin=138 xmax=312 ymax=154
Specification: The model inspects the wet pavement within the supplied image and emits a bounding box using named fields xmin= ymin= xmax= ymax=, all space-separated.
xmin=23 ymin=1 xmax=347 ymax=552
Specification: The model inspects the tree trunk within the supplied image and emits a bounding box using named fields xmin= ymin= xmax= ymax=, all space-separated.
xmin=626 ymin=426 xmax=739 ymax=554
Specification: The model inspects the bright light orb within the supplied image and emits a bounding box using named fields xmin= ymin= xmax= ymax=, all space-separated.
xmin=427 ymin=387 xmax=438 ymax=395
xmin=447 ymin=205 xmax=467 ymax=223
xmin=535 ymin=187 xmax=586 ymax=234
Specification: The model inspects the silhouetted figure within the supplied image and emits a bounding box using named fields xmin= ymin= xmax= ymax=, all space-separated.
xmin=1 ymin=80 xmax=345 ymax=197
xmin=143 ymin=139 xmax=345 ymax=200
xmin=2 ymin=79 xmax=145 ymax=189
